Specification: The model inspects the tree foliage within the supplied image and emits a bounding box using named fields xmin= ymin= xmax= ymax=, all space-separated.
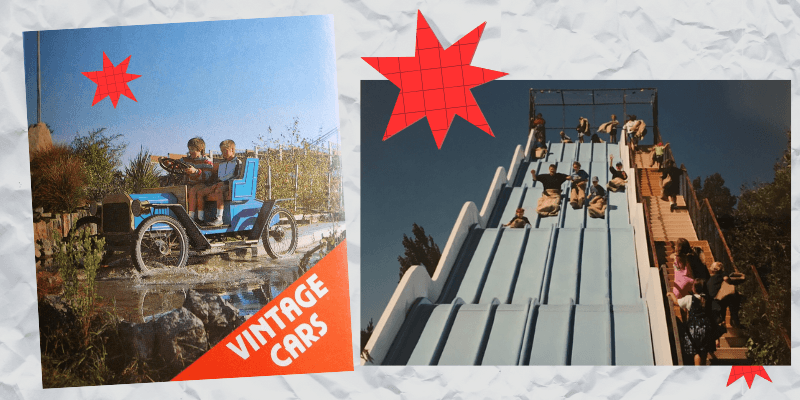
xmin=253 ymin=118 xmax=343 ymax=216
xmin=360 ymin=318 xmax=375 ymax=362
xmin=30 ymin=144 xmax=86 ymax=213
xmin=723 ymin=133 xmax=790 ymax=365
xmin=398 ymin=223 xmax=441 ymax=281
xmin=124 ymin=147 xmax=162 ymax=193
xmin=692 ymin=173 xmax=737 ymax=220
xmin=70 ymin=128 xmax=127 ymax=202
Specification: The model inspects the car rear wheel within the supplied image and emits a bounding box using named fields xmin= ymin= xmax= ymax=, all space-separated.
xmin=132 ymin=215 xmax=189 ymax=273
xmin=262 ymin=207 xmax=298 ymax=258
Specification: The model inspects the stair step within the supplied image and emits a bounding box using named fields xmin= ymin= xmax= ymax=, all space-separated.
xmin=712 ymin=347 xmax=748 ymax=360
xmin=720 ymin=336 xmax=748 ymax=347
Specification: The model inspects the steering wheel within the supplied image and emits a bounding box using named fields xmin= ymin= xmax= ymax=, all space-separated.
xmin=159 ymin=157 xmax=192 ymax=175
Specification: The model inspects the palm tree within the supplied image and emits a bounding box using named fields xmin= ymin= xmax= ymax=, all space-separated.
xmin=124 ymin=147 xmax=162 ymax=193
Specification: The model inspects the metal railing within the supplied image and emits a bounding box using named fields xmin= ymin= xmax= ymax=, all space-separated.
xmin=748 ymin=265 xmax=791 ymax=348
xmin=678 ymin=165 xmax=791 ymax=351
xmin=679 ymin=171 xmax=737 ymax=274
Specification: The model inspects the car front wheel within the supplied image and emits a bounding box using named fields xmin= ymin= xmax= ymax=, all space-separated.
xmin=132 ymin=215 xmax=189 ymax=273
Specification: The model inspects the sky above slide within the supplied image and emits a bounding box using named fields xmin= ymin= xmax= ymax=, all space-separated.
xmin=24 ymin=16 xmax=340 ymax=162
xmin=361 ymin=79 xmax=789 ymax=327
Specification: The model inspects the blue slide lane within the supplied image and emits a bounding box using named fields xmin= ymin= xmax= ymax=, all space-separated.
xmin=578 ymin=228 xmax=610 ymax=304
xmin=544 ymin=228 xmax=581 ymax=304
xmin=482 ymin=303 xmax=530 ymax=365
xmin=571 ymin=304 xmax=612 ymax=365
xmin=406 ymin=303 xmax=459 ymax=365
xmin=438 ymin=304 xmax=494 ymax=365
xmin=612 ymin=301 xmax=655 ymax=365
xmin=511 ymin=227 xmax=553 ymax=304
xmin=454 ymin=229 xmax=501 ymax=303
xmin=479 ymin=228 xmax=527 ymax=304
xmin=610 ymin=227 xmax=641 ymax=304
xmin=528 ymin=304 xmax=572 ymax=365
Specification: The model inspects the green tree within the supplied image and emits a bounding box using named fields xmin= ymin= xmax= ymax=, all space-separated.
xmin=360 ymin=318 xmax=375 ymax=362
xmin=124 ymin=147 xmax=162 ymax=193
xmin=71 ymin=128 xmax=127 ymax=201
xmin=692 ymin=173 xmax=737 ymax=218
xmin=253 ymin=118 xmax=342 ymax=216
xmin=30 ymin=144 xmax=86 ymax=213
xmin=398 ymin=223 xmax=441 ymax=281
xmin=724 ymin=133 xmax=790 ymax=365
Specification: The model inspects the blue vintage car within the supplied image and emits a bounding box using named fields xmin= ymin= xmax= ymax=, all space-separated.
xmin=73 ymin=156 xmax=297 ymax=273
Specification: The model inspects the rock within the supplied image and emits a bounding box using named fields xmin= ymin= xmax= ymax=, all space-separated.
xmin=38 ymin=295 xmax=76 ymax=351
xmin=153 ymin=307 xmax=208 ymax=373
xmin=182 ymin=290 xmax=244 ymax=345
xmin=118 ymin=320 xmax=156 ymax=361
xmin=28 ymin=123 xmax=53 ymax=157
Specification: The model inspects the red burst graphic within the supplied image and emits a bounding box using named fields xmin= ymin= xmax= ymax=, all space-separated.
xmin=363 ymin=11 xmax=508 ymax=149
xmin=727 ymin=366 xmax=771 ymax=388
xmin=82 ymin=52 xmax=141 ymax=108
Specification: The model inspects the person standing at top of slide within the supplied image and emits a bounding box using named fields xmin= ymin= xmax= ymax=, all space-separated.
xmin=531 ymin=113 xmax=546 ymax=144
xmin=598 ymin=114 xmax=620 ymax=143
xmin=576 ymin=116 xmax=590 ymax=143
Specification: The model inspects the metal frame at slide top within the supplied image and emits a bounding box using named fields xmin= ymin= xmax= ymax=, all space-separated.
xmin=529 ymin=88 xmax=658 ymax=145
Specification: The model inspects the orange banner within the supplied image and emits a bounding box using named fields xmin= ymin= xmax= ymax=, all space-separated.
xmin=172 ymin=241 xmax=353 ymax=381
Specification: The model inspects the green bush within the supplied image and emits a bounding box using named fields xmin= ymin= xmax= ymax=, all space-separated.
xmin=71 ymin=128 xmax=127 ymax=202
xmin=254 ymin=119 xmax=343 ymax=215
xmin=124 ymin=147 xmax=163 ymax=193
xmin=41 ymin=226 xmax=115 ymax=387
xmin=30 ymin=144 xmax=86 ymax=213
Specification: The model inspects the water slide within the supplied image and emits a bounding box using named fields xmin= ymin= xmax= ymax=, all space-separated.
xmin=369 ymin=140 xmax=656 ymax=366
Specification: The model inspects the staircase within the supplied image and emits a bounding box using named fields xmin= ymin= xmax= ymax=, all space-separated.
xmin=634 ymin=147 xmax=748 ymax=365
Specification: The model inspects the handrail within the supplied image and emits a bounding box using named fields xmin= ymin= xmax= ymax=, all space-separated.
xmin=660 ymin=264 xmax=684 ymax=365
xmin=628 ymin=141 xmax=636 ymax=170
xmin=680 ymin=171 xmax=737 ymax=274
xmin=749 ymin=264 xmax=791 ymax=349
xmin=678 ymin=165 xmax=791 ymax=352
xmin=639 ymin=192 xmax=659 ymax=273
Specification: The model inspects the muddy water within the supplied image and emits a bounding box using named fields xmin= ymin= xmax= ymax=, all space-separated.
xmin=95 ymin=249 xmax=319 ymax=323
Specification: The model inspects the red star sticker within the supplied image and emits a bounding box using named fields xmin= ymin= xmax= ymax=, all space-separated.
xmin=81 ymin=52 xmax=141 ymax=108
xmin=727 ymin=366 xmax=771 ymax=388
xmin=363 ymin=11 xmax=508 ymax=149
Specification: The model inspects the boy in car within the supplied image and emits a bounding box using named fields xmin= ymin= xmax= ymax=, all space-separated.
xmin=197 ymin=139 xmax=242 ymax=226
xmin=183 ymin=137 xmax=213 ymax=222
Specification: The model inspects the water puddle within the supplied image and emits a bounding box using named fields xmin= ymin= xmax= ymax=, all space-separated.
xmin=96 ymin=249 xmax=322 ymax=323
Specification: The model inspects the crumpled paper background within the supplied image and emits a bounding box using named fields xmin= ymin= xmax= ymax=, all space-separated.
xmin=0 ymin=0 xmax=797 ymax=398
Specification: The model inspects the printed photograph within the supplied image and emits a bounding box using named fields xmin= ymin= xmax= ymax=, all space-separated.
xmin=25 ymin=16 xmax=350 ymax=386
xmin=360 ymin=80 xmax=789 ymax=367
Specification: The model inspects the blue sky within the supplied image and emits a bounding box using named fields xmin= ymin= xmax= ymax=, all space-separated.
xmin=24 ymin=16 xmax=339 ymax=161
xmin=361 ymin=80 xmax=790 ymax=328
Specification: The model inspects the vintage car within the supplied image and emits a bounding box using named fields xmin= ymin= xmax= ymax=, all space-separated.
xmin=73 ymin=156 xmax=297 ymax=273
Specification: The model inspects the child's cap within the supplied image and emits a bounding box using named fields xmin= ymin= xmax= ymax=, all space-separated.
xmin=658 ymin=142 xmax=663 ymax=146
xmin=592 ymin=176 xmax=599 ymax=183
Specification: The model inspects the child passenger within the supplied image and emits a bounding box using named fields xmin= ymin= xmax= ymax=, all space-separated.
xmin=197 ymin=139 xmax=242 ymax=226
xmin=504 ymin=208 xmax=531 ymax=228
xmin=184 ymin=137 xmax=213 ymax=222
